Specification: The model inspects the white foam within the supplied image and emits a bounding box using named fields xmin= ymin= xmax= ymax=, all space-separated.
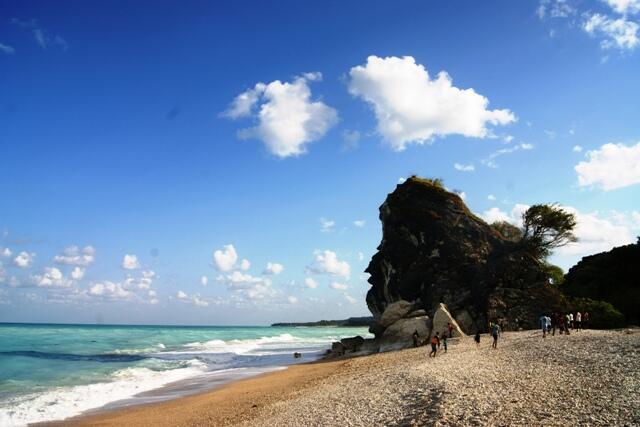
xmin=0 ymin=361 xmax=208 ymax=427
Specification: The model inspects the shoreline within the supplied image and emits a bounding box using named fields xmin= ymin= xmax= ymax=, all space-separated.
xmin=38 ymin=329 xmax=640 ymax=426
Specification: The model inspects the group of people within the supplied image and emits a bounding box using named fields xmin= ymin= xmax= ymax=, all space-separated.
xmin=539 ymin=311 xmax=590 ymax=338
xmin=413 ymin=322 xmax=456 ymax=357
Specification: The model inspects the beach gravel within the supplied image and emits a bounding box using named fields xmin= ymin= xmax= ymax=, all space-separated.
xmin=241 ymin=329 xmax=640 ymax=426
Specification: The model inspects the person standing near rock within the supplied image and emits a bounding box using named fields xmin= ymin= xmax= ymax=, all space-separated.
xmin=575 ymin=311 xmax=582 ymax=331
xmin=491 ymin=322 xmax=500 ymax=349
xmin=540 ymin=314 xmax=548 ymax=338
xmin=474 ymin=332 xmax=481 ymax=348
xmin=429 ymin=333 xmax=440 ymax=357
xmin=447 ymin=322 xmax=454 ymax=338
xmin=442 ymin=332 xmax=448 ymax=353
xmin=583 ymin=312 xmax=590 ymax=329
xmin=412 ymin=330 xmax=419 ymax=348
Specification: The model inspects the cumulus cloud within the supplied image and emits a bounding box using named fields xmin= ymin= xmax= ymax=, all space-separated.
xmin=605 ymin=0 xmax=640 ymax=14
xmin=223 ymin=73 xmax=338 ymax=158
xmin=575 ymin=142 xmax=640 ymax=190
xmin=307 ymin=250 xmax=351 ymax=278
xmin=54 ymin=245 xmax=95 ymax=266
xmin=1 ymin=247 xmax=11 ymax=257
xmin=71 ymin=267 xmax=85 ymax=280
xmin=454 ymin=163 xmax=475 ymax=172
xmin=263 ymin=262 xmax=284 ymax=275
xmin=347 ymin=55 xmax=516 ymax=151
xmin=329 ymin=282 xmax=348 ymax=290
xmin=240 ymin=259 xmax=251 ymax=271
xmin=303 ymin=277 xmax=318 ymax=289
xmin=121 ymin=254 xmax=140 ymax=270
xmin=353 ymin=220 xmax=366 ymax=228
xmin=480 ymin=204 xmax=530 ymax=226
xmin=398 ymin=177 xmax=406 ymax=184
xmin=320 ymin=218 xmax=335 ymax=233
xmin=13 ymin=251 xmax=35 ymax=268
xmin=200 ymin=275 xmax=208 ymax=286
xmin=487 ymin=194 xmax=497 ymax=201
xmin=217 ymin=271 xmax=277 ymax=301
xmin=213 ymin=244 xmax=238 ymax=271
xmin=583 ymin=13 xmax=639 ymax=50
xmin=89 ymin=281 xmax=131 ymax=299
xmin=287 ymin=295 xmax=299 ymax=304
xmin=32 ymin=267 xmax=71 ymax=288
xmin=573 ymin=145 xmax=583 ymax=152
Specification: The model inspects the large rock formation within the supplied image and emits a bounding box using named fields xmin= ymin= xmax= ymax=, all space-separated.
xmin=366 ymin=176 xmax=563 ymax=340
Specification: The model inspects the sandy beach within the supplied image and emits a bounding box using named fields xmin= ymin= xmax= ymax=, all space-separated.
xmin=43 ymin=329 xmax=640 ymax=426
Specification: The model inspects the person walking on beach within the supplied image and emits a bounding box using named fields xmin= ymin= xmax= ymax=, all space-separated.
xmin=575 ymin=311 xmax=582 ymax=331
xmin=429 ymin=333 xmax=440 ymax=357
xmin=569 ymin=312 xmax=574 ymax=330
xmin=474 ymin=332 xmax=481 ymax=348
xmin=583 ymin=312 xmax=590 ymax=329
xmin=447 ymin=322 xmax=454 ymax=338
xmin=442 ymin=332 xmax=448 ymax=353
xmin=412 ymin=330 xmax=420 ymax=348
xmin=540 ymin=314 xmax=548 ymax=338
xmin=491 ymin=322 xmax=500 ymax=349
xmin=565 ymin=313 xmax=572 ymax=334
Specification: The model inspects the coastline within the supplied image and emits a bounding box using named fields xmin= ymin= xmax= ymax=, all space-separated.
xmin=38 ymin=329 xmax=640 ymax=426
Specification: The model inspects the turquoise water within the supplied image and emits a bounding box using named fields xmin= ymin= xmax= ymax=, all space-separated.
xmin=0 ymin=323 xmax=370 ymax=426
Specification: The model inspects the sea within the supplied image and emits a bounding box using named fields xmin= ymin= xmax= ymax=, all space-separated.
xmin=0 ymin=323 xmax=370 ymax=426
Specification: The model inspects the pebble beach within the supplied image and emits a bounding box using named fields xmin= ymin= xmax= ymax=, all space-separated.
xmin=54 ymin=329 xmax=640 ymax=426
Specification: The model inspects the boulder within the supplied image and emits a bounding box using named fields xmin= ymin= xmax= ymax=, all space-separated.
xmin=368 ymin=321 xmax=386 ymax=337
xmin=379 ymin=316 xmax=430 ymax=352
xmin=455 ymin=309 xmax=476 ymax=334
xmin=340 ymin=335 xmax=365 ymax=352
xmin=331 ymin=341 xmax=345 ymax=355
xmin=406 ymin=309 xmax=427 ymax=318
xmin=432 ymin=303 xmax=465 ymax=338
xmin=379 ymin=300 xmax=414 ymax=327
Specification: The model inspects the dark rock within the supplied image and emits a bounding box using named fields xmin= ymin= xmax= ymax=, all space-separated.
xmin=340 ymin=335 xmax=365 ymax=352
xmin=331 ymin=341 xmax=345 ymax=355
xmin=365 ymin=176 xmax=564 ymax=332
xmin=379 ymin=316 xmax=430 ymax=352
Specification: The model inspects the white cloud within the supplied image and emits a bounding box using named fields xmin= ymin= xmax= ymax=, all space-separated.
xmin=605 ymin=0 xmax=640 ymax=14
xmin=224 ymin=73 xmax=338 ymax=158
xmin=347 ymin=55 xmax=516 ymax=151
xmin=480 ymin=204 xmax=530 ymax=226
xmin=329 ymin=282 xmax=348 ymax=290
xmin=71 ymin=267 xmax=85 ymax=280
xmin=353 ymin=220 xmax=366 ymax=228
xmin=303 ymin=277 xmax=318 ymax=289
xmin=583 ymin=13 xmax=639 ymax=50
xmin=537 ymin=0 xmax=576 ymax=19
xmin=89 ymin=281 xmax=131 ymax=299
xmin=456 ymin=191 xmax=467 ymax=200
xmin=357 ymin=252 xmax=365 ymax=261
xmin=263 ymin=262 xmax=284 ymax=275
xmin=287 ymin=295 xmax=299 ymax=304
xmin=217 ymin=271 xmax=277 ymax=301
xmin=10 ymin=18 xmax=68 ymax=50
xmin=454 ymin=163 xmax=475 ymax=172
xmin=0 ymin=43 xmax=15 ymax=54
xmin=573 ymin=145 xmax=583 ymax=152
xmin=13 ymin=251 xmax=35 ymax=268
xmin=344 ymin=294 xmax=358 ymax=304
xmin=176 ymin=290 xmax=188 ymax=299
xmin=33 ymin=267 xmax=71 ymax=288
xmin=397 ymin=177 xmax=406 ymax=184
xmin=240 ymin=259 xmax=251 ymax=271
xmin=1 ymin=247 xmax=11 ymax=257
xmin=307 ymin=250 xmax=351 ymax=278
xmin=481 ymin=143 xmax=534 ymax=168
xmin=200 ymin=275 xmax=208 ymax=286
xmin=487 ymin=194 xmax=497 ymax=201
xmin=54 ymin=245 xmax=95 ymax=266
xmin=121 ymin=254 xmax=140 ymax=270
xmin=213 ymin=244 xmax=238 ymax=271
xmin=575 ymin=142 xmax=640 ymax=190
xmin=320 ymin=218 xmax=335 ymax=233
xmin=557 ymin=207 xmax=635 ymax=256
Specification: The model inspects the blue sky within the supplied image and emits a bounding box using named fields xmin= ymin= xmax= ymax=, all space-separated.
xmin=1 ymin=0 xmax=639 ymax=325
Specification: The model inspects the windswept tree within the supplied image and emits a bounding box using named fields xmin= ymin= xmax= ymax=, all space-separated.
xmin=521 ymin=204 xmax=577 ymax=259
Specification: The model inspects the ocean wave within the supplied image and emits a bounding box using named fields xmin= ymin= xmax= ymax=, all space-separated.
xmin=178 ymin=333 xmax=336 ymax=356
xmin=0 ymin=360 xmax=208 ymax=427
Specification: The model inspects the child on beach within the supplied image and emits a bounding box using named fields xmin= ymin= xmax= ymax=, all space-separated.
xmin=491 ymin=323 xmax=500 ymax=349
xmin=474 ymin=332 xmax=480 ymax=348
xmin=429 ymin=333 xmax=440 ymax=357
xmin=442 ymin=333 xmax=448 ymax=353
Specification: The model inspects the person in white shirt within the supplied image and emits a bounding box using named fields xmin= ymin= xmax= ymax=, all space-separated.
xmin=575 ymin=311 xmax=582 ymax=331
xmin=569 ymin=312 xmax=574 ymax=329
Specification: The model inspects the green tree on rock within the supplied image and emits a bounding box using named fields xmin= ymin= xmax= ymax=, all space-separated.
xmin=521 ymin=204 xmax=577 ymax=259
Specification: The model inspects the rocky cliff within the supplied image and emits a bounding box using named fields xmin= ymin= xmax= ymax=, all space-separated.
xmin=365 ymin=176 xmax=563 ymax=336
